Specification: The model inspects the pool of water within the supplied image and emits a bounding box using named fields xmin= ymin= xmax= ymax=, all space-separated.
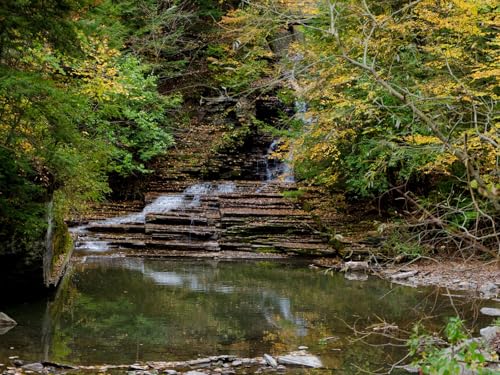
xmin=0 ymin=258 xmax=496 ymax=372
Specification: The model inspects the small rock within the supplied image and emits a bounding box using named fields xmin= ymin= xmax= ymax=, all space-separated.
xmin=480 ymin=326 xmax=500 ymax=342
xmin=345 ymin=272 xmax=368 ymax=281
xmin=12 ymin=360 xmax=23 ymax=367
xmin=164 ymin=370 xmax=177 ymax=375
xmin=8 ymin=357 xmax=18 ymax=360
xmin=184 ymin=371 xmax=206 ymax=375
xmin=276 ymin=365 xmax=287 ymax=372
xmin=480 ymin=307 xmax=500 ymax=317
xmin=298 ymin=346 xmax=308 ymax=350
xmin=263 ymin=354 xmax=277 ymax=368
xmin=0 ymin=313 xmax=17 ymax=327
xmin=231 ymin=360 xmax=242 ymax=367
xmin=277 ymin=353 xmax=323 ymax=368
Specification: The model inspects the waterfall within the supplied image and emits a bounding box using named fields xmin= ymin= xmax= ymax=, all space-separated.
xmin=261 ymin=100 xmax=314 ymax=184
xmin=264 ymin=140 xmax=295 ymax=184
xmin=72 ymin=182 xmax=236 ymax=252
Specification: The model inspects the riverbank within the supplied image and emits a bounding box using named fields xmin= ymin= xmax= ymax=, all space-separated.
xmin=313 ymin=257 xmax=499 ymax=300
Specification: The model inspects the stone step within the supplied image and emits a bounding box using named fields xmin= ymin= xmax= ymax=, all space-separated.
xmin=85 ymin=223 xmax=145 ymax=233
xmin=145 ymin=224 xmax=218 ymax=235
xmin=145 ymin=240 xmax=220 ymax=252
xmin=222 ymin=234 xmax=325 ymax=244
xmin=146 ymin=214 xmax=211 ymax=226
xmin=220 ymin=208 xmax=307 ymax=218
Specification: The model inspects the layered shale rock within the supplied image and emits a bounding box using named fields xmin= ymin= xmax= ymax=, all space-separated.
xmin=72 ymin=181 xmax=333 ymax=257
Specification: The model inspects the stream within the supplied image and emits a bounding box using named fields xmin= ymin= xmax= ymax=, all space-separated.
xmin=1 ymin=258 xmax=497 ymax=373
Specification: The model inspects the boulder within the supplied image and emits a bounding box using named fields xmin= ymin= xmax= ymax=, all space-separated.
xmin=0 ymin=312 xmax=16 ymax=326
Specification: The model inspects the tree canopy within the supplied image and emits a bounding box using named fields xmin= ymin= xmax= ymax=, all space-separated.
xmin=214 ymin=0 xmax=499 ymax=255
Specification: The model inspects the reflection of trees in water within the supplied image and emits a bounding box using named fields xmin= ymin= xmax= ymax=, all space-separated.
xmin=42 ymin=259 xmax=485 ymax=367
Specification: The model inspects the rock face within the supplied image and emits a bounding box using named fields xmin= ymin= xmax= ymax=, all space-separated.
xmin=0 ymin=312 xmax=16 ymax=326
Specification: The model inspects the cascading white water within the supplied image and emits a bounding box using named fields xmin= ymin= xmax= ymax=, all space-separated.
xmin=74 ymin=241 xmax=110 ymax=252
xmin=262 ymin=100 xmax=315 ymax=184
xmin=102 ymin=195 xmax=185 ymax=225
xmin=73 ymin=182 xmax=236 ymax=251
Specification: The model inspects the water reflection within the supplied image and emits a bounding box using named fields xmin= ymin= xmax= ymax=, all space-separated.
xmin=0 ymin=259 xmax=497 ymax=373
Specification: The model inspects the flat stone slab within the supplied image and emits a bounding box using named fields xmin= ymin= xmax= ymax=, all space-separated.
xmin=390 ymin=270 xmax=418 ymax=280
xmin=277 ymin=353 xmax=323 ymax=368
xmin=480 ymin=307 xmax=500 ymax=317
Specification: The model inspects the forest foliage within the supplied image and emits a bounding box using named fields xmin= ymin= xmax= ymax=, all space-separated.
xmin=215 ymin=0 xmax=499 ymax=255
xmin=0 ymin=0 xmax=498 ymax=263
xmin=0 ymin=0 xmax=219 ymax=261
